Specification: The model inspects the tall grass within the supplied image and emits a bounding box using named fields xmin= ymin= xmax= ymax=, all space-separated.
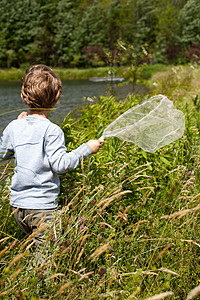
xmin=0 ymin=65 xmax=200 ymax=299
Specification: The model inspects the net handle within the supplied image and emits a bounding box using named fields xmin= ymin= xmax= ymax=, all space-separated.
xmin=99 ymin=136 xmax=104 ymax=141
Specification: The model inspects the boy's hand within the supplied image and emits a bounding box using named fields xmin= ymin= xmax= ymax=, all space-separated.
xmin=86 ymin=140 xmax=104 ymax=154
xmin=17 ymin=111 xmax=28 ymax=119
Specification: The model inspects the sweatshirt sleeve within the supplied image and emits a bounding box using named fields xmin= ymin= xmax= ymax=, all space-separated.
xmin=45 ymin=124 xmax=91 ymax=173
xmin=0 ymin=124 xmax=14 ymax=160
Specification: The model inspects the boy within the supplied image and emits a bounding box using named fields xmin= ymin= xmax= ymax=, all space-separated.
xmin=0 ymin=64 xmax=103 ymax=246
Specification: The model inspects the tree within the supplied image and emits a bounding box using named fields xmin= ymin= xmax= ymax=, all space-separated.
xmin=153 ymin=0 xmax=182 ymax=63
xmin=29 ymin=0 xmax=59 ymax=66
xmin=0 ymin=0 xmax=195 ymax=68
xmin=0 ymin=0 xmax=39 ymax=67
xmin=134 ymin=0 xmax=157 ymax=54
xmin=72 ymin=1 xmax=110 ymax=66
xmin=107 ymin=0 xmax=123 ymax=51
xmin=54 ymin=0 xmax=83 ymax=67
xmin=178 ymin=0 xmax=200 ymax=45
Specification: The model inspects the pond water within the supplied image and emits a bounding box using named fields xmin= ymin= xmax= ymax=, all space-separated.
xmin=0 ymin=79 xmax=146 ymax=133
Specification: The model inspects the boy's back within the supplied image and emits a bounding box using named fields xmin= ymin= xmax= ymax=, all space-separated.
xmin=1 ymin=115 xmax=91 ymax=209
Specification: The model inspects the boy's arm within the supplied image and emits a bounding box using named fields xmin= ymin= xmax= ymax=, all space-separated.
xmin=0 ymin=144 xmax=14 ymax=160
xmin=0 ymin=125 xmax=14 ymax=160
xmin=45 ymin=126 xmax=103 ymax=173
xmin=0 ymin=112 xmax=28 ymax=160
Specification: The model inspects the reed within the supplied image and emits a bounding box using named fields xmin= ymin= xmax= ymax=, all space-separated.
xmin=186 ymin=286 xmax=200 ymax=300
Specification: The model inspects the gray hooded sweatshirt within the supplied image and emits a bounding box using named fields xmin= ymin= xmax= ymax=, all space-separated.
xmin=0 ymin=116 xmax=91 ymax=209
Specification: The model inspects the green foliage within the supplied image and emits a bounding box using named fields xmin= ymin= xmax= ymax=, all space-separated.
xmin=154 ymin=0 xmax=180 ymax=63
xmin=0 ymin=0 xmax=198 ymax=68
xmin=117 ymin=41 xmax=152 ymax=91
xmin=0 ymin=0 xmax=39 ymax=67
xmin=76 ymin=2 xmax=108 ymax=48
xmin=134 ymin=0 xmax=157 ymax=53
xmin=179 ymin=0 xmax=200 ymax=45
xmin=54 ymin=0 xmax=82 ymax=66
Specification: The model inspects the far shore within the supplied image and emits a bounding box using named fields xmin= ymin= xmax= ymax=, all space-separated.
xmin=0 ymin=66 xmax=126 ymax=82
xmin=0 ymin=64 xmax=167 ymax=82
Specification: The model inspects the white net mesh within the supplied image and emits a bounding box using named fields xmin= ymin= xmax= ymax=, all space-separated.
xmin=101 ymin=94 xmax=185 ymax=153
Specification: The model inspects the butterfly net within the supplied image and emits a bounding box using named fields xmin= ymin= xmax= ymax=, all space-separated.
xmin=101 ymin=94 xmax=185 ymax=153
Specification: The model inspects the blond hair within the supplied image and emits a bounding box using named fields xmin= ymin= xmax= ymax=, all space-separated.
xmin=21 ymin=64 xmax=62 ymax=110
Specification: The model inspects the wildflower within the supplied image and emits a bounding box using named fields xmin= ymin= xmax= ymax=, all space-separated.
xmin=142 ymin=48 xmax=148 ymax=56
xmin=187 ymin=171 xmax=192 ymax=175
xmin=60 ymin=240 xmax=70 ymax=251
xmin=99 ymin=223 xmax=106 ymax=232
xmin=80 ymin=225 xmax=87 ymax=231
xmin=0 ymin=280 xmax=5 ymax=289
xmin=123 ymin=214 xmax=128 ymax=223
xmin=14 ymin=290 xmax=23 ymax=299
xmin=98 ymin=267 xmax=107 ymax=276
xmin=91 ymin=199 xmax=96 ymax=204
xmin=87 ymin=97 xmax=94 ymax=102
xmin=78 ymin=217 xmax=86 ymax=224
xmin=105 ymin=253 xmax=111 ymax=258
xmin=78 ymin=217 xmax=83 ymax=224
xmin=118 ymin=205 xmax=123 ymax=211
xmin=36 ymin=270 xmax=43 ymax=278
xmin=52 ymin=237 xmax=57 ymax=242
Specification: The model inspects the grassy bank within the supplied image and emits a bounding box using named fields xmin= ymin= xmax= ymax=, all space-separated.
xmin=0 ymin=64 xmax=166 ymax=81
xmin=0 ymin=65 xmax=200 ymax=299
xmin=0 ymin=66 xmax=125 ymax=81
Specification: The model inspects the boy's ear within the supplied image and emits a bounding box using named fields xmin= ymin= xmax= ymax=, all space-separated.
xmin=52 ymin=99 xmax=59 ymax=107
xmin=21 ymin=93 xmax=28 ymax=106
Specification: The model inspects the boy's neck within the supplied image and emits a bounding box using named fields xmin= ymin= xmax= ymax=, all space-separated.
xmin=29 ymin=110 xmax=49 ymax=119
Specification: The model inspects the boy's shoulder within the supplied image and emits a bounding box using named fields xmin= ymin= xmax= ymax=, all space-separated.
xmin=5 ymin=117 xmax=64 ymax=145
xmin=6 ymin=116 xmax=62 ymax=135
